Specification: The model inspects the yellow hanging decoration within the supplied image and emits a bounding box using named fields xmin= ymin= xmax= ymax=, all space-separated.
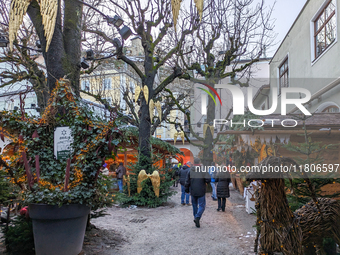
xmin=8 ymin=0 xmax=58 ymax=52
xmin=173 ymin=131 xmax=179 ymax=145
xmin=135 ymin=86 xmax=141 ymax=103
xmin=147 ymin=171 xmax=160 ymax=197
xmin=209 ymin=126 xmax=214 ymax=136
xmin=143 ymin=85 xmax=149 ymax=104
xmin=194 ymin=0 xmax=204 ymax=20
xmin=8 ymin=0 xmax=31 ymax=51
xmin=123 ymin=175 xmax=131 ymax=196
xmin=178 ymin=131 xmax=185 ymax=144
xmin=203 ymin=123 xmax=209 ymax=137
xmin=149 ymin=99 xmax=154 ymax=123
xmin=39 ymin=0 xmax=58 ymax=52
xmin=155 ymin=101 xmax=162 ymax=121
xmin=171 ymin=0 xmax=181 ymax=30
xmin=137 ymin=170 xmax=148 ymax=193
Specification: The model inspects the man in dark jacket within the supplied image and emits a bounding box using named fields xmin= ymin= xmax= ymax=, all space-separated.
xmin=116 ymin=163 xmax=126 ymax=192
xmin=185 ymin=158 xmax=211 ymax=228
xmin=179 ymin=162 xmax=191 ymax=205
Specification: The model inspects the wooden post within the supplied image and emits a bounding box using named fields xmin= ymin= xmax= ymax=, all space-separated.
xmin=124 ymin=150 xmax=127 ymax=166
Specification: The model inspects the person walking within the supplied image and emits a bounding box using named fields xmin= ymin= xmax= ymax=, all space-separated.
xmin=215 ymin=170 xmax=231 ymax=212
xmin=185 ymin=158 xmax=211 ymax=228
xmin=115 ymin=163 xmax=126 ymax=193
xmin=209 ymin=162 xmax=217 ymax=201
xmin=179 ymin=162 xmax=191 ymax=205
xmin=172 ymin=164 xmax=179 ymax=187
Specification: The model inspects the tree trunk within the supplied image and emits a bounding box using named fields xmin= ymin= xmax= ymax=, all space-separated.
xmin=63 ymin=0 xmax=83 ymax=95
xmin=30 ymin=78 xmax=49 ymax=113
xmin=27 ymin=0 xmax=65 ymax=93
xmin=138 ymin=70 xmax=155 ymax=172
xmin=202 ymin=82 xmax=216 ymax=166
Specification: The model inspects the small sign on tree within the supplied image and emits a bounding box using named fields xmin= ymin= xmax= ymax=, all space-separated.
xmin=54 ymin=127 xmax=73 ymax=160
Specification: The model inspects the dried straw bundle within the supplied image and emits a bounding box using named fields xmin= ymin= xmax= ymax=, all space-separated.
xmin=295 ymin=197 xmax=340 ymax=248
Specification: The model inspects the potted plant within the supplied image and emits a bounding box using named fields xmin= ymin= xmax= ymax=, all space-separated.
xmin=0 ymin=79 xmax=121 ymax=255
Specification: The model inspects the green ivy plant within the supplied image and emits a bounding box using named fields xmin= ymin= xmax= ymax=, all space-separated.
xmin=0 ymin=79 xmax=121 ymax=209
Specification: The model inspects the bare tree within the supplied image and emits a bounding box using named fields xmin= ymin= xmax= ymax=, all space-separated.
xmin=82 ymin=0 xmax=199 ymax=169
xmin=0 ymin=1 xmax=49 ymax=109
xmin=0 ymin=0 xmax=273 ymax=170
xmin=176 ymin=0 xmax=275 ymax=165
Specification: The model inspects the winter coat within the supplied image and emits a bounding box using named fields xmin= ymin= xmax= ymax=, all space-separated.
xmin=116 ymin=165 xmax=126 ymax=179
xmin=172 ymin=166 xmax=179 ymax=178
xmin=179 ymin=165 xmax=190 ymax=186
xmin=185 ymin=165 xmax=211 ymax=197
xmin=216 ymin=171 xmax=231 ymax=198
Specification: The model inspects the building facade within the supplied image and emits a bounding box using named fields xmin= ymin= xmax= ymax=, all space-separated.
xmin=255 ymin=0 xmax=340 ymax=114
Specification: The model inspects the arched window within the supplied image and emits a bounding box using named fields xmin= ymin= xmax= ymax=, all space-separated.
xmin=315 ymin=102 xmax=340 ymax=113
xmin=322 ymin=105 xmax=339 ymax=113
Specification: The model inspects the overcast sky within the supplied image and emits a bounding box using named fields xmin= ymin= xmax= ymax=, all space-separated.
xmin=269 ymin=0 xmax=307 ymax=55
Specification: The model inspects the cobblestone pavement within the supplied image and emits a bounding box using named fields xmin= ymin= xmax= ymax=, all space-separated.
xmin=91 ymin=185 xmax=257 ymax=255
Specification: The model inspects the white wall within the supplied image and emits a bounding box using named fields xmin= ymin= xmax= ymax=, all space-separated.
xmin=269 ymin=0 xmax=340 ymax=114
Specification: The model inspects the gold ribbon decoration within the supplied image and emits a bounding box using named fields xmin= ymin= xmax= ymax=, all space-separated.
xmin=174 ymin=131 xmax=179 ymax=145
xmin=137 ymin=170 xmax=148 ymax=193
xmin=147 ymin=171 xmax=160 ymax=197
xmin=203 ymin=123 xmax=209 ymax=137
xmin=171 ymin=0 xmax=182 ymax=30
xmin=203 ymin=124 xmax=214 ymax=137
xmin=8 ymin=0 xmax=31 ymax=51
xmin=143 ymin=85 xmax=149 ymax=104
xmin=9 ymin=0 xmax=58 ymax=52
xmin=39 ymin=0 xmax=58 ymax=52
xmin=194 ymin=0 xmax=204 ymax=20
xmin=135 ymin=86 xmax=141 ymax=103
xmin=209 ymin=126 xmax=214 ymax=136
xmin=155 ymin=101 xmax=162 ymax=121
xmin=149 ymin=99 xmax=154 ymax=123
xmin=123 ymin=175 xmax=131 ymax=196
xmin=178 ymin=131 xmax=185 ymax=144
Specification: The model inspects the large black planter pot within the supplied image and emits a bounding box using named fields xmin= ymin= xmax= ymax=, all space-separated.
xmin=29 ymin=204 xmax=90 ymax=255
